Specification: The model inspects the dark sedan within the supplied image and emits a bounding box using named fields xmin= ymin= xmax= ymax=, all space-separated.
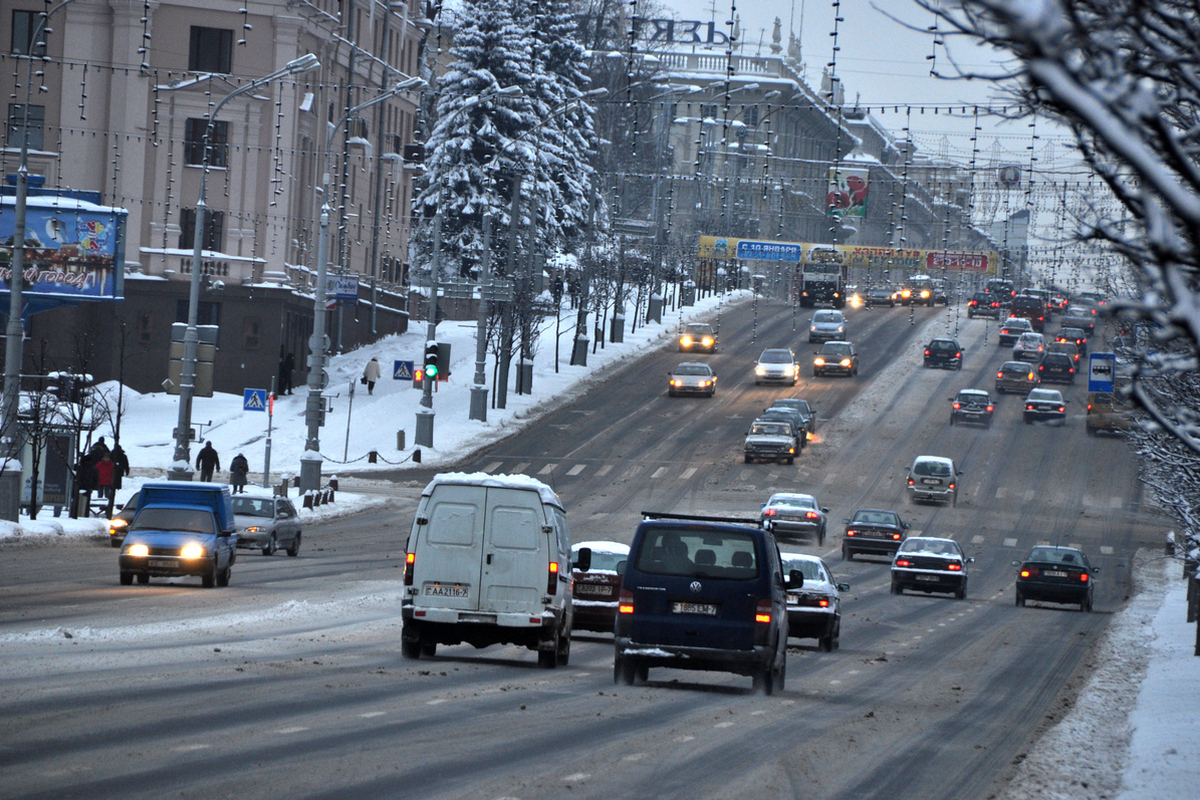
xmin=781 ymin=553 xmax=849 ymax=652
xmin=967 ymin=292 xmax=1002 ymax=319
xmin=890 ymin=537 xmax=973 ymax=599
xmin=949 ymin=389 xmax=994 ymax=427
xmin=760 ymin=492 xmax=828 ymax=545
xmin=571 ymin=541 xmax=629 ymax=633
xmin=1023 ymin=388 xmax=1068 ymax=426
xmin=1013 ymin=545 xmax=1097 ymax=612
xmin=1038 ymin=352 xmax=1077 ymax=384
xmin=865 ymin=286 xmax=897 ymax=307
xmin=1055 ymin=327 xmax=1089 ymax=356
xmin=842 ymin=508 xmax=910 ymax=561
xmin=924 ymin=338 xmax=964 ymax=370
xmin=998 ymin=317 xmax=1033 ymax=347
xmin=813 ymin=341 xmax=859 ymax=377
xmin=769 ymin=398 xmax=817 ymax=440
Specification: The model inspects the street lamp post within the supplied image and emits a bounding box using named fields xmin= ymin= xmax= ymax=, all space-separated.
xmin=167 ymin=53 xmax=320 ymax=481
xmin=300 ymin=76 xmax=427 ymax=492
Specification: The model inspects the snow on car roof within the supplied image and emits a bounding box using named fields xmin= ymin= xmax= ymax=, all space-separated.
xmin=767 ymin=493 xmax=816 ymax=507
xmin=573 ymin=540 xmax=630 ymax=554
xmin=422 ymin=472 xmax=562 ymax=508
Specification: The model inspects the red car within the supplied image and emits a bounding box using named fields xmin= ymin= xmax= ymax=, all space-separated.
xmin=570 ymin=541 xmax=629 ymax=633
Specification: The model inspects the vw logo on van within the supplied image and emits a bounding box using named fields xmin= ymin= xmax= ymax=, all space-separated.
xmin=689 ymin=581 xmax=702 ymax=593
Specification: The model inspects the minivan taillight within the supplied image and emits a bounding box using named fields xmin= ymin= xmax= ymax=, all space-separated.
xmin=547 ymin=561 xmax=559 ymax=595
xmin=404 ymin=552 xmax=415 ymax=586
xmin=618 ymin=589 xmax=635 ymax=614
xmin=755 ymin=598 xmax=773 ymax=624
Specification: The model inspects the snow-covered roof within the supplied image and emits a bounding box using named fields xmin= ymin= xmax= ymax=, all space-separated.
xmin=572 ymin=540 xmax=630 ymax=554
xmin=1 ymin=195 xmax=128 ymax=215
xmin=422 ymin=471 xmax=562 ymax=508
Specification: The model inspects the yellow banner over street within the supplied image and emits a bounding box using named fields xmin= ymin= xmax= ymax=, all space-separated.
xmin=697 ymin=236 xmax=997 ymax=274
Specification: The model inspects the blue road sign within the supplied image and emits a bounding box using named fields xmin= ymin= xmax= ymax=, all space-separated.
xmin=243 ymin=388 xmax=268 ymax=411
xmin=394 ymin=360 xmax=415 ymax=380
xmin=735 ymin=240 xmax=803 ymax=262
xmin=1088 ymin=352 xmax=1116 ymax=393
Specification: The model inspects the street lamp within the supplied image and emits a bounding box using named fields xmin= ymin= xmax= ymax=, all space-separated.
xmin=167 ymin=53 xmax=320 ymax=481
xmin=1 ymin=0 xmax=81 ymax=520
xmin=299 ymin=75 xmax=427 ymax=492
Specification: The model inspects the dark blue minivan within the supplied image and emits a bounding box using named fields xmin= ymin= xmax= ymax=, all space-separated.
xmin=613 ymin=513 xmax=799 ymax=694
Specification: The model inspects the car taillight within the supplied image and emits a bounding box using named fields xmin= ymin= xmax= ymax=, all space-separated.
xmin=818 ymin=598 xmax=830 ymax=608
xmin=1027 ymin=373 xmax=1035 ymax=380
xmin=618 ymin=589 xmax=634 ymax=614
xmin=547 ymin=561 xmax=559 ymax=595
xmin=755 ymin=598 xmax=773 ymax=624
xmin=953 ymin=402 xmax=961 ymax=409
xmin=1087 ymin=403 xmax=1093 ymax=411
xmin=1026 ymin=405 xmax=1035 ymax=411
xmin=404 ymin=552 xmax=415 ymax=586
xmin=947 ymin=563 xmax=962 ymax=571
xmin=907 ymin=478 xmax=915 ymax=487
xmin=763 ymin=508 xmax=777 ymax=517
xmin=925 ymin=349 xmax=931 ymax=356
xmin=805 ymin=511 xmax=820 ymax=520
xmin=955 ymin=352 xmax=962 ymax=358
xmin=997 ymin=371 xmax=1004 ymax=379
xmin=1021 ymin=567 xmax=1037 ymax=578
xmin=846 ymin=529 xmax=857 ymax=537
xmin=1058 ymin=406 xmax=1065 ymax=413
xmin=895 ymin=559 xmax=912 ymax=567
xmin=1068 ymin=368 xmax=1074 ymax=373
xmin=1039 ymin=366 xmax=1044 ymax=372
xmin=986 ymin=405 xmax=994 ymax=412
xmin=1080 ymin=573 xmax=1089 ymax=582
xmin=948 ymin=482 xmax=956 ymax=490
xmin=892 ymin=532 xmax=901 ymax=540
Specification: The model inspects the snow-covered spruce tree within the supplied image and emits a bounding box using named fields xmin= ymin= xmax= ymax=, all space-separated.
xmin=413 ymin=0 xmax=542 ymax=282
xmin=917 ymin=0 xmax=1200 ymax=455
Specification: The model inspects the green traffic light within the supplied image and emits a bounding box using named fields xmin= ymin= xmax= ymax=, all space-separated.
xmin=425 ymin=364 xmax=438 ymax=378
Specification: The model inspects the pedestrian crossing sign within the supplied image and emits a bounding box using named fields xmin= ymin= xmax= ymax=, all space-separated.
xmin=243 ymin=389 xmax=268 ymax=411
xmin=394 ymin=360 xmax=415 ymax=380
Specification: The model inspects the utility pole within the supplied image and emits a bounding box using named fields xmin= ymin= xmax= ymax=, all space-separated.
xmin=469 ymin=214 xmax=492 ymax=421
xmin=414 ymin=214 xmax=439 ymax=447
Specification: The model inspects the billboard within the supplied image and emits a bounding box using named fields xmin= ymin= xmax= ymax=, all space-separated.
xmin=697 ymin=237 xmax=998 ymax=274
xmin=0 ymin=195 xmax=127 ymax=299
xmin=826 ymin=167 xmax=870 ymax=218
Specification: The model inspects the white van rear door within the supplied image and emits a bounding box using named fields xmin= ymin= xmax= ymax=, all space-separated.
xmin=480 ymin=487 xmax=548 ymax=615
xmin=414 ymin=485 xmax=486 ymax=611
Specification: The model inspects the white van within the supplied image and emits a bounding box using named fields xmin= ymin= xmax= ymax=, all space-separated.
xmin=401 ymin=473 xmax=590 ymax=668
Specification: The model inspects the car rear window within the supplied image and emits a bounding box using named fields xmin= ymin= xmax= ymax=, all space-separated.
xmin=912 ymin=460 xmax=951 ymax=477
xmin=635 ymin=527 xmax=759 ymax=579
xmin=1027 ymin=547 xmax=1085 ymax=565
xmin=852 ymin=510 xmax=899 ymax=526
xmin=781 ymin=557 xmax=826 ymax=581
xmin=929 ymin=341 xmax=957 ymax=352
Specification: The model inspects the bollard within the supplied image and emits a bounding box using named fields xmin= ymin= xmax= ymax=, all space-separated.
xmin=368 ymin=450 xmax=378 ymax=464
xmin=330 ymin=476 xmax=338 ymax=491
xmin=397 ymin=430 xmax=405 ymax=451
xmin=303 ymin=492 xmax=313 ymax=510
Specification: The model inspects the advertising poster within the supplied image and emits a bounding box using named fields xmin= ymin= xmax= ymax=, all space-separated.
xmin=826 ymin=167 xmax=870 ymax=218
xmin=0 ymin=196 xmax=126 ymax=299
xmin=697 ymin=237 xmax=997 ymax=274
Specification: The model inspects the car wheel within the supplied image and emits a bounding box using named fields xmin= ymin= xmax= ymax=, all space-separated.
xmin=635 ymin=662 xmax=649 ymax=684
xmin=831 ymin=620 xmax=841 ymax=651
xmin=262 ymin=535 xmax=277 ymax=556
xmin=557 ymin=630 xmax=571 ymax=666
xmin=137 ymin=572 xmax=149 ymax=585
xmin=786 ymin=457 xmax=795 ymax=465
xmin=401 ymin=627 xmax=422 ymax=660
xmin=1015 ymin=590 xmax=1024 ymax=607
xmin=956 ymin=586 xmax=967 ymax=600
xmin=1081 ymin=595 xmax=1092 ymax=613
xmin=119 ymin=571 xmax=133 ymax=586
xmin=202 ymin=559 xmax=217 ymax=588
xmin=950 ymin=415 xmax=956 ymax=426
xmin=818 ymin=527 xmax=825 ymax=547
xmin=111 ymin=538 xmax=122 ymax=548
xmin=1024 ymin=417 xmax=1032 ymax=425
xmin=745 ymin=455 xmax=754 ymax=464
xmin=538 ymin=631 xmax=559 ymax=669
xmin=986 ymin=418 xmax=993 ymax=428
xmin=217 ymin=564 xmax=231 ymax=587
xmin=668 ymin=389 xmax=675 ymax=397
xmin=287 ymin=533 xmax=301 ymax=557
xmin=614 ymin=655 xmax=636 ymax=685
xmin=421 ymin=640 xmax=437 ymax=657
xmin=753 ymin=663 xmax=775 ymax=695
xmin=891 ymin=581 xmax=901 ymax=595
xmin=774 ymin=655 xmax=786 ymax=692
xmin=842 ymin=546 xmax=852 ymax=562
xmin=819 ymin=632 xmax=834 ymax=652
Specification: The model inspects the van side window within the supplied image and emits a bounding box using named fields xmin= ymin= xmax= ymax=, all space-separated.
xmin=428 ymin=503 xmax=478 ymax=546
xmin=489 ymin=506 xmax=538 ymax=550
xmin=553 ymin=508 xmax=570 ymax=556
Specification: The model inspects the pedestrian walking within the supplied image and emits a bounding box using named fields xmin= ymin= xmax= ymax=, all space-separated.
xmin=362 ymin=356 xmax=381 ymax=395
xmin=111 ymin=443 xmax=130 ymax=491
xmin=279 ymin=352 xmax=295 ymax=396
xmin=73 ymin=452 xmax=98 ymax=519
xmin=196 ymin=441 xmax=221 ymax=483
xmin=229 ymin=453 xmax=249 ymax=494
xmin=95 ymin=453 xmax=115 ymax=501
xmin=88 ymin=436 xmax=110 ymax=460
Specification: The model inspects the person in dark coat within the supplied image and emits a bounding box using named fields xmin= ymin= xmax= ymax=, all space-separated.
xmin=196 ymin=441 xmax=221 ymax=483
xmin=111 ymin=443 xmax=130 ymax=491
xmin=279 ymin=352 xmax=295 ymax=396
xmin=88 ymin=436 xmax=110 ymax=460
xmin=229 ymin=453 xmax=249 ymax=494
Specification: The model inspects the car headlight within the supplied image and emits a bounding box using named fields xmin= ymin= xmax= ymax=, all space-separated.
xmin=701 ymin=337 xmax=713 ymax=347
xmin=755 ymin=366 xmax=767 ymax=375
xmin=245 ymin=525 xmax=263 ymax=533
xmin=840 ymin=358 xmax=852 ymax=367
xmin=814 ymin=357 xmax=826 ymax=366
xmin=680 ymin=336 xmax=693 ymax=346
xmin=109 ymin=519 xmax=128 ymax=535
xmin=180 ymin=544 xmax=206 ymax=559
xmin=784 ymin=366 xmax=796 ymax=375
xmin=127 ymin=543 xmax=149 ymax=557
xmin=836 ymin=326 xmax=844 ymax=333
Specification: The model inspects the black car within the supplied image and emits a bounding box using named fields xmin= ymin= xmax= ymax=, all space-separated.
xmin=780 ymin=553 xmax=849 ymax=652
xmin=1055 ymin=327 xmax=1089 ymax=356
xmin=949 ymin=389 xmax=994 ymax=426
xmin=1023 ymin=388 xmax=1068 ymax=425
xmin=842 ymin=508 xmax=910 ymax=561
xmin=1013 ymin=545 xmax=1097 ymax=612
xmin=967 ymin=291 xmax=1001 ymax=319
xmin=865 ymin=286 xmax=897 ymax=307
xmin=923 ymin=338 xmax=964 ymax=370
xmin=759 ymin=407 xmax=807 ymax=449
xmin=769 ymin=398 xmax=817 ymax=441
xmin=614 ymin=513 xmax=798 ymax=694
xmin=1037 ymin=352 xmax=1077 ymax=384
xmin=890 ymin=537 xmax=973 ymax=599
xmin=813 ymin=341 xmax=859 ymax=377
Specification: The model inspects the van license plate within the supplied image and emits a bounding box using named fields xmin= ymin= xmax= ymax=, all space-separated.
xmin=425 ymin=585 xmax=469 ymax=598
xmin=672 ymin=602 xmax=717 ymax=615
xmin=147 ymin=559 xmax=174 ymax=568
xmin=1044 ymin=570 xmax=1067 ymax=578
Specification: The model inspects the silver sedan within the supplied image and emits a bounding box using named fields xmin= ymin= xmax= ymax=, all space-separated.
xmin=668 ymin=362 xmax=717 ymax=397
xmin=232 ymin=494 xmax=303 ymax=556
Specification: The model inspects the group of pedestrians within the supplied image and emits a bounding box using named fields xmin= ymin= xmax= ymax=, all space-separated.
xmin=74 ymin=437 xmax=129 ymax=515
xmin=195 ymin=441 xmax=250 ymax=493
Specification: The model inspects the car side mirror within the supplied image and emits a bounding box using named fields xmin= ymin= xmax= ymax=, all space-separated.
xmin=218 ymin=530 xmax=233 ymax=538
xmin=821 ymin=507 xmax=830 ymax=514
xmin=841 ymin=518 xmax=850 ymax=525
xmin=1011 ymin=560 xmax=1021 ymax=567
xmin=957 ymin=470 xmax=964 ymax=476
xmin=837 ymin=583 xmax=851 ymax=592
xmin=573 ymin=547 xmax=592 ymax=572
xmin=787 ymin=569 xmax=804 ymax=590
xmin=1091 ymin=566 xmax=1100 ymax=573
xmin=967 ymin=557 xmax=976 ymax=563
xmin=903 ymin=522 xmax=911 ymax=529
xmin=615 ymin=559 xmax=626 ymax=576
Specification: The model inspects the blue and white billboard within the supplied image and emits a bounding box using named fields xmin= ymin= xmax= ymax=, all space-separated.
xmin=0 ymin=195 xmax=127 ymax=299
xmin=1088 ymin=352 xmax=1117 ymax=393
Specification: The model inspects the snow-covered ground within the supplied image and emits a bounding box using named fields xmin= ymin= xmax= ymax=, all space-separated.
xmin=1 ymin=290 xmax=1196 ymax=797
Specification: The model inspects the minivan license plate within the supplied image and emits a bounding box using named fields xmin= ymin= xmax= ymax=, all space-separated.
xmin=672 ymin=602 xmax=717 ymax=615
xmin=425 ymin=585 xmax=469 ymax=598
xmin=921 ymin=478 xmax=940 ymax=485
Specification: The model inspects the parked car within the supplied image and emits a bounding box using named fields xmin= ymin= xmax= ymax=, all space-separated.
xmin=949 ymin=389 xmax=994 ymax=427
xmin=1013 ymin=545 xmax=1097 ymax=612
xmin=1086 ymin=391 xmax=1134 ymax=436
xmin=571 ymin=541 xmax=629 ymax=633
xmin=924 ymin=338 xmax=964 ymax=370
xmin=744 ymin=418 xmax=800 ymax=464
xmin=1037 ymin=352 xmax=1077 ymax=384
xmin=668 ymin=362 xmax=717 ymax=397
xmin=754 ymin=348 xmax=798 ymax=385
xmin=1023 ymin=388 xmax=1068 ymax=426
xmin=842 ymin=508 xmax=910 ymax=561
xmin=780 ymin=553 xmax=849 ymax=651
xmin=678 ymin=322 xmax=717 ymax=353
xmin=967 ymin=291 xmax=1002 ymax=319
xmin=614 ymin=513 xmax=797 ymax=694
xmin=1012 ymin=332 xmax=1047 ymax=363
xmin=231 ymin=492 xmax=302 ymax=556
xmin=809 ymin=310 xmax=848 ymax=343
xmin=998 ymin=317 xmax=1033 ymax=347
xmin=996 ymin=360 xmax=1040 ymax=394
xmin=760 ymin=492 xmax=828 ymax=545
xmin=906 ymin=455 xmax=960 ymax=506
xmin=813 ymin=341 xmax=859 ymax=377
xmin=890 ymin=537 xmax=973 ymax=599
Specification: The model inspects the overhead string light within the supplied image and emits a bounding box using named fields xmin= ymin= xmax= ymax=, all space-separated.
xmin=926 ymin=0 xmax=942 ymax=77
xmin=826 ymin=0 xmax=845 ymax=244
xmin=239 ymin=6 xmax=251 ymax=47
xmin=718 ymin=0 xmax=738 ymax=229
xmin=138 ymin=0 xmax=152 ymax=73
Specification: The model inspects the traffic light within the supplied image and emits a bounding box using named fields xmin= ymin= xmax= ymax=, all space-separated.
xmin=423 ymin=340 xmax=439 ymax=379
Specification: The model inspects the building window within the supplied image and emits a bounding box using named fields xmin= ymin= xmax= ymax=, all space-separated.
xmin=139 ymin=312 xmax=153 ymax=344
xmin=242 ymin=317 xmax=261 ymax=350
xmin=179 ymin=208 xmax=225 ymax=252
xmin=744 ymin=105 xmax=759 ymax=128
xmin=184 ymin=118 xmax=228 ymax=167
xmin=189 ymin=26 xmax=232 ymax=74
xmin=176 ymin=300 xmax=221 ymax=328
xmin=11 ymin=10 xmax=47 ymax=56
xmin=700 ymin=104 xmax=718 ymax=120
xmin=7 ymin=104 xmax=44 ymax=151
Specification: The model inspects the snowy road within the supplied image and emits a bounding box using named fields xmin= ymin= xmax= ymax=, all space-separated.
xmin=0 ymin=300 xmax=1169 ymax=799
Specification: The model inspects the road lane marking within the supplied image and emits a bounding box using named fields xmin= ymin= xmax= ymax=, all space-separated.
xmin=674 ymin=735 xmax=695 ymax=743
xmin=624 ymin=466 xmax=643 ymax=478
xmin=651 ymin=467 xmax=667 ymax=478
xmin=1110 ymin=496 xmax=1123 ymax=509
xmin=483 ymin=461 xmax=503 ymax=474
xmin=172 ymin=744 xmax=210 ymax=752
xmin=1037 ymin=540 xmax=1051 ymax=546
xmin=1070 ymin=542 xmax=1083 ymax=549
xmin=564 ymin=773 xmax=590 ymax=782
xmin=1101 ymin=546 xmax=1114 ymax=555
xmin=623 ymin=753 xmax=647 ymax=761
xmin=1004 ymin=538 xmax=1018 ymax=547
xmin=971 ymin=535 xmax=985 ymax=544
xmin=1022 ymin=489 xmax=1036 ymax=502
xmin=427 ymin=698 xmax=448 ymax=705
xmin=538 ymin=464 xmax=556 ymax=475
xmin=276 ymin=727 xmax=309 ymax=734
xmin=567 ymin=464 xmax=586 ymax=476
xmin=995 ymin=487 xmax=1007 ymax=499
xmin=680 ymin=467 xmax=697 ymax=480
xmin=751 ymin=710 xmax=766 ymax=716
xmin=514 ymin=462 xmax=530 ymax=472
xmin=714 ymin=721 xmax=735 ymax=728
xmin=597 ymin=465 xmax=613 ymax=476
xmin=360 ymin=712 xmax=386 ymax=718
